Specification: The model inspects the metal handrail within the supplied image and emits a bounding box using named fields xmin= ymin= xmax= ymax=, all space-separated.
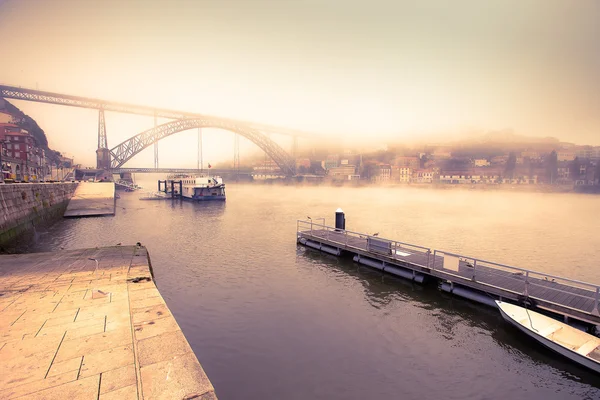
xmin=298 ymin=219 xmax=600 ymax=292
xmin=433 ymin=248 xmax=600 ymax=291
xmin=297 ymin=220 xmax=431 ymax=253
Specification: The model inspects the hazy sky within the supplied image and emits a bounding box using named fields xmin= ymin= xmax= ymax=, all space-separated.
xmin=0 ymin=0 xmax=599 ymax=166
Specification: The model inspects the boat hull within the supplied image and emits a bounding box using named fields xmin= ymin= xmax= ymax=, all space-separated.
xmin=187 ymin=195 xmax=226 ymax=201
xmin=497 ymin=301 xmax=600 ymax=373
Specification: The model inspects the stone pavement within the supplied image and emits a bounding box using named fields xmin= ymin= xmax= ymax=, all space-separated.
xmin=0 ymin=246 xmax=216 ymax=399
xmin=63 ymin=182 xmax=115 ymax=217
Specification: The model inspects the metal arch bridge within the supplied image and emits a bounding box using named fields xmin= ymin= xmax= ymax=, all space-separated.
xmin=109 ymin=118 xmax=296 ymax=176
xmin=0 ymin=84 xmax=312 ymax=176
xmin=0 ymin=84 xmax=315 ymax=137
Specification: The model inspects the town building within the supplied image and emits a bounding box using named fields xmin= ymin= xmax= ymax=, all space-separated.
xmin=0 ymin=119 xmax=47 ymax=182
xmin=412 ymin=169 xmax=435 ymax=183
xmin=372 ymin=164 xmax=391 ymax=183
xmin=576 ymin=146 xmax=600 ymax=161
xmin=393 ymin=156 xmax=420 ymax=169
xmin=472 ymin=159 xmax=490 ymax=167
xmin=328 ymin=165 xmax=359 ymax=181
xmin=557 ymin=150 xmax=577 ymax=161
xmin=323 ymin=155 xmax=339 ymax=170
xmin=391 ymin=166 xmax=412 ymax=183
xmin=252 ymin=160 xmax=285 ymax=180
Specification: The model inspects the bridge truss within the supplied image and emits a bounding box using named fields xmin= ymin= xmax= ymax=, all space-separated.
xmin=109 ymin=118 xmax=297 ymax=176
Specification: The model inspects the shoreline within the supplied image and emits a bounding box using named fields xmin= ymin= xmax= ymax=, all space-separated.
xmin=243 ymin=179 xmax=598 ymax=194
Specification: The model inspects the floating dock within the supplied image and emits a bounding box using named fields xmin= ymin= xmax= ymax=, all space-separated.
xmin=297 ymin=219 xmax=600 ymax=326
xmin=0 ymin=245 xmax=216 ymax=399
xmin=64 ymin=182 xmax=115 ymax=217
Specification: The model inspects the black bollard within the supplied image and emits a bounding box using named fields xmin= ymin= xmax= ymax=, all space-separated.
xmin=335 ymin=208 xmax=345 ymax=231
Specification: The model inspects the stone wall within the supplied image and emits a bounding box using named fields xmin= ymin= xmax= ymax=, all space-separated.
xmin=0 ymin=183 xmax=78 ymax=247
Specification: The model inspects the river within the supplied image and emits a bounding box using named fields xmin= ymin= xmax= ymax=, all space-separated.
xmin=22 ymin=179 xmax=600 ymax=399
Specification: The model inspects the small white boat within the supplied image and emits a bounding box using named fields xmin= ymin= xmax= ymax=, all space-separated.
xmin=496 ymin=300 xmax=600 ymax=373
xmin=139 ymin=191 xmax=170 ymax=200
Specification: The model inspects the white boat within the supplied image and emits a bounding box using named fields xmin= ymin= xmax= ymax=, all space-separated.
xmin=166 ymin=174 xmax=226 ymax=201
xmin=139 ymin=191 xmax=170 ymax=200
xmin=496 ymin=300 xmax=600 ymax=373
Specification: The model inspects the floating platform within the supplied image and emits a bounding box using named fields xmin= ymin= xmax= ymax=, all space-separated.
xmin=64 ymin=182 xmax=116 ymax=217
xmin=0 ymin=245 xmax=216 ymax=399
xmin=297 ymin=219 xmax=600 ymax=326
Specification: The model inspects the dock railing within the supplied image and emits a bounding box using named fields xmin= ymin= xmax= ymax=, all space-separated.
xmin=297 ymin=219 xmax=432 ymax=268
xmin=297 ymin=219 xmax=600 ymax=316
xmin=432 ymin=249 xmax=600 ymax=314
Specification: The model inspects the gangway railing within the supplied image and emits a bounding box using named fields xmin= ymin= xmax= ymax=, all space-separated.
xmin=296 ymin=219 xmax=600 ymax=318
xmin=114 ymin=179 xmax=142 ymax=191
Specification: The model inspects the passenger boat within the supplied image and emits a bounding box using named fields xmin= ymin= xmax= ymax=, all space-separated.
xmin=496 ymin=300 xmax=600 ymax=373
xmin=167 ymin=174 xmax=226 ymax=201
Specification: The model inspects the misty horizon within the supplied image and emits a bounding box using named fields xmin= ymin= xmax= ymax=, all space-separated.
xmin=0 ymin=0 xmax=599 ymax=167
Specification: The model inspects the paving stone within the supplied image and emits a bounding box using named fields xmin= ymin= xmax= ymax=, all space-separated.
xmin=47 ymin=356 xmax=82 ymax=377
xmin=99 ymin=384 xmax=138 ymax=400
xmin=134 ymin=313 xmax=180 ymax=341
xmin=99 ymin=364 xmax=136 ymax=394
xmin=79 ymin=345 xmax=134 ymax=378
xmin=0 ymin=246 xmax=216 ymax=399
xmin=132 ymin=303 xmax=171 ymax=325
xmin=0 ymin=369 xmax=80 ymax=399
xmin=15 ymin=373 xmax=100 ymax=400
xmin=55 ymin=328 xmax=132 ymax=362
xmin=140 ymin=352 xmax=215 ymax=400
xmin=137 ymin=330 xmax=193 ymax=367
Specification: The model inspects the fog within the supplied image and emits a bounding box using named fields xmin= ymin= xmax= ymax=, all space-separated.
xmin=1 ymin=0 xmax=599 ymax=167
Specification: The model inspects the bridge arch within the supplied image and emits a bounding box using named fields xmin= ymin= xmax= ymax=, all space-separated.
xmin=109 ymin=118 xmax=296 ymax=176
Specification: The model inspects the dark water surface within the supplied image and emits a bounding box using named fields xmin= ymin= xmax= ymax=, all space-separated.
xmin=24 ymin=182 xmax=600 ymax=399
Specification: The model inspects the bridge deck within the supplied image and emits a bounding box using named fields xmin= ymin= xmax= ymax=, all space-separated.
xmin=297 ymin=222 xmax=600 ymax=325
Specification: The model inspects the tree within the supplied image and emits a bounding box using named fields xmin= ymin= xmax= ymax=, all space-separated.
xmin=570 ymin=157 xmax=581 ymax=181
xmin=596 ymin=162 xmax=600 ymax=185
xmin=505 ymin=152 xmax=517 ymax=179
xmin=546 ymin=150 xmax=558 ymax=184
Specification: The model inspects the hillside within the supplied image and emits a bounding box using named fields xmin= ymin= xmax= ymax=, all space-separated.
xmin=0 ymin=98 xmax=62 ymax=163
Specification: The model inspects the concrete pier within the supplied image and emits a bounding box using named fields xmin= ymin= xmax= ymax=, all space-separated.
xmin=0 ymin=246 xmax=216 ymax=399
xmin=64 ymin=182 xmax=115 ymax=217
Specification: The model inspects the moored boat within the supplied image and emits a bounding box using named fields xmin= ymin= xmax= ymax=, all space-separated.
xmin=496 ymin=300 xmax=600 ymax=373
xmin=166 ymin=174 xmax=226 ymax=201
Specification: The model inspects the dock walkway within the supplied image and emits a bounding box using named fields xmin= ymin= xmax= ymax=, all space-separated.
xmin=0 ymin=246 xmax=216 ymax=399
xmin=297 ymin=220 xmax=600 ymax=326
xmin=64 ymin=182 xmax=115 ymax=217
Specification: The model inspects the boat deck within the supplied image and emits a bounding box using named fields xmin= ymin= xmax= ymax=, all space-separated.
xmin=297 ymin=221 xmax=600 ymax=325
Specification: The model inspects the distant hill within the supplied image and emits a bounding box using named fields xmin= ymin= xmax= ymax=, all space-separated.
xmin=0 ymin=98 xmax=62 ymax=164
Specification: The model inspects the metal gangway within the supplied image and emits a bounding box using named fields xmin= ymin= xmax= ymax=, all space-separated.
xmin=114 ymin=179 xmax=142 ymax=191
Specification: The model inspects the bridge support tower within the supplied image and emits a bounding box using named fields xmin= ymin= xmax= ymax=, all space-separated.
xmin=96 ymin=109 xmax=111 ymax=169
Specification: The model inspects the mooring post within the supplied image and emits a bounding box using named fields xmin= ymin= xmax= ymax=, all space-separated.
xmin=472 ymin=260 xmax=477 ymax=281
xmin=523 ymin=270 xmax=530 ymax=297
xmin=335 ymin=208 xmax=345 ymax=232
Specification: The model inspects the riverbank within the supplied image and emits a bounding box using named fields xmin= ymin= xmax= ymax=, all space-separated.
xmin=0 ymin=182 xmax=78 ymax=249
xmin=0 ymin=245 xmax=216 ymax=399
xmin=247 ymin=178 xmax=594 ymax=194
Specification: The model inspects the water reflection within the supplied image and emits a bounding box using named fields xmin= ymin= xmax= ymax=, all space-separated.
xmin=298 ymin=245 xmax=600 ymax=390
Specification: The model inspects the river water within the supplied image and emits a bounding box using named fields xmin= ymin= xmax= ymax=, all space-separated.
xmin=23 ymin=180 xmax=600 ymax=399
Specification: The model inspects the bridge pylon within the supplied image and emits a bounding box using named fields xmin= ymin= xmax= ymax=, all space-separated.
xmin=96 ymin=109 xmax=111 ymax=169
